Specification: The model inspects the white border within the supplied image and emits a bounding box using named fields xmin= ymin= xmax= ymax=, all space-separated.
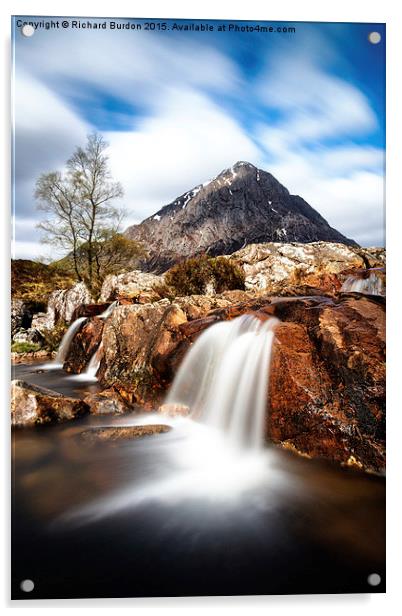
xmin=1 ymin=1 xmax=401 ymax=614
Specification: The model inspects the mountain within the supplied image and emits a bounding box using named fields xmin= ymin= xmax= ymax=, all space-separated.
xmin=125 ymin=161 xmax=358 ymax=273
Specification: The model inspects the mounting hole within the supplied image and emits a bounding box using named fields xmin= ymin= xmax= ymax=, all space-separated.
xmin=20 ymin=579 xmax=34 ymax=592
xmin=21 ymin=24 xmax=35 ymax=37
xmin=367 ymin=573 xmax=381 ymax=587
xmin=368 ymin=31 xmax=381 ymax=45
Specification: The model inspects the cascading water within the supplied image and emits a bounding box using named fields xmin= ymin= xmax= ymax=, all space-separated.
xmin=44 ymin=302 xmax=117 ymax=374
xmin=76 ymin=302 xmax=117 ymax=380
xmin=165 ymin=314 xmax=278 ymax=450
xmin=65 ymin=314 xmax=281 ymax=521
xmin=83 ymin=342 xmax=103 ymax=380
xmin=341 ymin=270 xmax=385 ymax=295
xmin=98 ymin=301 xmax=118 ymax=320
xmin=47 ymin=317 xmax=87 ymax=369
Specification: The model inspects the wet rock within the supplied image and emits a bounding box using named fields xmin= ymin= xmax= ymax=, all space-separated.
xmin=11 ymin=350 xmax=53 ymax=364
xmin=97 ymin=292 xmax=384 ymax=472
xmin=97 ymin=293 xmax=254 ymax=401
xmin=230 ymin=242 xmax=385 ymax=294
xmin=78 ymin=424 xmax=171 ymax=444
xmin=11 ymin=380 xmax=89 ymax=426
xmin=341 ymin=267 xmax=386 ymax=296
xmin=99 ymin=270 xmax=164 ymax=302
xmin=63 ymin=317 xmax=104 ymax=373
xmin=263 ymin=297 xmax=385 ymax=472
xmin=50 ymin=275 xmax=383 ymax=472
xmin=83 ymin=388 xmax=131 ymax=415
xmin=99 ymin=301 xmax=188 ymax=405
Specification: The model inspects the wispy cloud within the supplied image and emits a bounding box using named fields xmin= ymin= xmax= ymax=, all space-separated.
xmin=253 ymin=41 xmax=384 ymax=245
xmin=105 ymin=87 xmax=260 ymax=223
xmin=13 ymin=19 xmax=385 ymax=257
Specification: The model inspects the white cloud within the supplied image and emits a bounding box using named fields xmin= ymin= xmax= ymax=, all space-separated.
xmin=105 ymin=88 xmax=261 ymax=225
xmin=13 ymin=70 xmax=89 ymax=220
xmin=12 ymin=71 xmax=91 ymax=256
xmin=255 ymin=49 xmax=384 ymax=246
xmin=13 ymin=33 xmax=249 ymax=251
xmin=12 ymin=240 xmax=52 ymax=261
xmin=267 ymin=158 xmax=384 ymax=246
xmin=311 ymin=146 xmax=384 ymax=175
xmin=17 ymin=29 xmax=242 ymax=107
xmin=258 ymin=56 xmax=377 ymax=146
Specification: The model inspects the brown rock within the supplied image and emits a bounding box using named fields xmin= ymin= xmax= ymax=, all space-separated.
xmin=175 ymin=294 xmax=235 ymax=320
xmin=11 ymin=350 xmax=53 ymax=364
xmin=63 ymin=317 xmax=104 ymax=373
xmin=114 ymin=291 xmax=162 ymax=304
xmin=83 ymin=388 xmax=131 ymax=415
xmin=266 ymin=297 xmax=385 ymax=472
xmin=70 ymin=303 xmax=111 ymax=321
xmin=78 ymin=424 xmax=171 ymax=444
xmin=93 ymin=289 xmax=384 ymax=472
xmin=99 ymin=301 xmax=188 ymax=405
xmin=11 ymin=380 xmax=89 ymax=426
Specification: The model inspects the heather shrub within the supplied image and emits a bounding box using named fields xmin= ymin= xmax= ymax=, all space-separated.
xmin=161 ymin=255 xmax=245 ymax=297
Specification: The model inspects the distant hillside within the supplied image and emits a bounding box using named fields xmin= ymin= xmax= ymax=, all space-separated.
xmin=11 ymin=259 xmax=75 ymax=305
xmin=125 ymin=161 xmax=357 ymax=273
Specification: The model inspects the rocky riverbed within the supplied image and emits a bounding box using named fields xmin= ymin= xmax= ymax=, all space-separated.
xmin=11 ymin=241 xmax=386 ymax=599
xmin=11 ymin=242 xmax=386 ymax=474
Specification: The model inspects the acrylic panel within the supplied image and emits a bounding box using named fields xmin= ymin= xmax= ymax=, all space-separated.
xmin=11 ymin=16 xmax=386 ymax=599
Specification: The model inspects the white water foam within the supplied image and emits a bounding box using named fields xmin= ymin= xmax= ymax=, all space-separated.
xmin=61 ymin=314 xmax=286 ymax=523
xmin=165 ymin=314 xmax=278 ymax=450
xmin=341 ymin=271 xmax=385 ymax=295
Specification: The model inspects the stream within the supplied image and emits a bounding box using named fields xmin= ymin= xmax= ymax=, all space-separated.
xmin=12 ymin=361 xmax=385 ymax=599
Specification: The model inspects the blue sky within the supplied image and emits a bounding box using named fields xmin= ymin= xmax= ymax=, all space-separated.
xmin=12 ymin=17 xmax=385 ymax=258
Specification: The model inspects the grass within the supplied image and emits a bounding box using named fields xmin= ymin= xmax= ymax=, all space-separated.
xmin=12 ymin=259 xmax=76 ymax=305
xmin=11 ymin=341 xmax=41 ymax=354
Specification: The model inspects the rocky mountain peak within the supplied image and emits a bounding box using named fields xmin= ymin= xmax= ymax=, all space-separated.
xmin=125 ymin=162 xmax=357 ymax=273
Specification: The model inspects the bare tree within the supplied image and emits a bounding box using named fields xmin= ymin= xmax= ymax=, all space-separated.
xmin=35 ymin=134 xmax=142 ymax=295
xmin=35 ymin=171 xmax=83 ymax=281
xmin=66 ymin=133 xmax=123 ymax=288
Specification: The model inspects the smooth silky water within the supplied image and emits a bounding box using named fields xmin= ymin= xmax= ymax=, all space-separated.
xmin=341 ymin=270 xmax=385 ymax=295
xmin=12 ymin=315 xmax=385 ymax=598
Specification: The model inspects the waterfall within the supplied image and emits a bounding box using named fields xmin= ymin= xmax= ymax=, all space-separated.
xmin=98 ymin=301 xmax=118 ymax=320
xmin=341 ymin=270 xmax=385 ymax=296
xmin=84 ymin=342 xmax=103 ymax=380
xmin=165 ymin=315 xmax=278 ymax=450
xmin=43 ymin=302 xmax=116 ymax=372
xmin=51 ymin=317 xmax=87 ymax=368
xmin=75 ymin=302 xmax=117 ymax=379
